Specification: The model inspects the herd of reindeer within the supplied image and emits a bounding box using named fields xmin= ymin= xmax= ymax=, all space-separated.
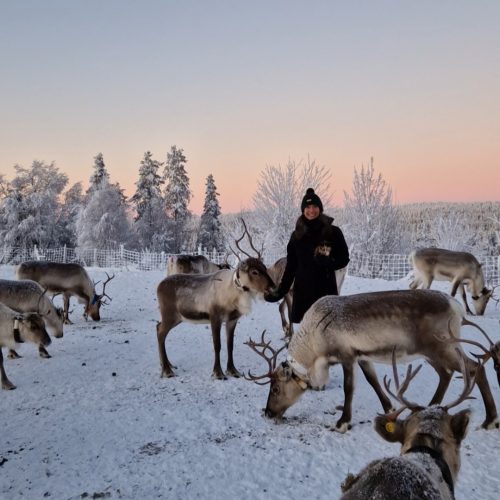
xmin=1 ymin=226 xmax=500 ymax=498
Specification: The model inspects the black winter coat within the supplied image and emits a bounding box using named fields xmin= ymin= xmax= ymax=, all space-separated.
xmin=277 ymin=213 xmax=349 ymax=323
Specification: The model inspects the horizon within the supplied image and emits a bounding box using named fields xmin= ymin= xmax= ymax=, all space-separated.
xmin=1 ymin=1 xmax=499 ymax=214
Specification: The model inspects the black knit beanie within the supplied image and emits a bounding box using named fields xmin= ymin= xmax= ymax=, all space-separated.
xmin=301 ymin=188 xmax=323 ymax=213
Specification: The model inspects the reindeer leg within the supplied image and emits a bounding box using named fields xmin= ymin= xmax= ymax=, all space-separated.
xmin=457 ymin=283 xmax=474 ymax=315
xmin=462 ymin=357 xmax=499 ymax=429
xmin=38 ymin=344 xmax=51 ymax=358
xmin=156 ymin=319 xmax=179 ymax=378
xmin=427 ymin=361 xmax=453 ymax=405
xmin=63 ymin=294 xmax=73 ymax=324
xmin=358 ymin=360 xmax=393 ymax=413
xmin=333 ymin=362 xmax=355 ymax=433
xmin=225 ymin=319 xmax=241 ymax=378
xmin=210 ymin=317 xmax=226 ymax=380
xmin=7 ymin=349 xmax=21 ymax=359
xmin=278 ymin=300 xmax=289 ymax=336
xmin=1 ymin=349 xmax=16 ymax=390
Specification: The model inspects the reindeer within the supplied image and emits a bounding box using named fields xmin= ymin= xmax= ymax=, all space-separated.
xmin=166 ymin=254 xmax=230 ymax=276
xmin=16 ymin=261 xmax=114 ymax=323
xmin=267 ymin=257 xmax=348 ymax=339
xmin=245 ymin=289 xmax=499 ymax=431
xmin=157 ymin=221 xmax=275 ymax=379
xmin=0 ymin=279 xmax=64 ymax=358
xmin=409 ymin=247 xmax=495 ymax=315
xmin=340 ymin=350 xmax=475 ymax=500
xmin=0 ymin=303 xmax=51 ymax=390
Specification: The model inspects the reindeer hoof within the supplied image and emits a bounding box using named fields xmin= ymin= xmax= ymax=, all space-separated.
xmin=7 ymin=351 xmax=22 ymax=359
xmin=39 ymin=350 xmax=51 ymax=359
xmin=226 ymin=369 xmax=242 ymax=378
xmin=332 ymin=421 xmax=352 ymax=433
xmin=160 ymin=370 xmax=175 ymax=378
xmin=2 ymin=384 xmax=16 ymax=390
xmin=212 ymin=371 xmax=227 ymax=380
xmin=479 ymin=418 xmax=500 ymax=430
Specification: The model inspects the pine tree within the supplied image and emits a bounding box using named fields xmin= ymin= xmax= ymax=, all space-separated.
xmin=0 ymin=160 xmax=68 ymax=248
xmin=197 ymin=174 xmax=224 ymax=252
xmin=163 ymin=145 xmax=192 ymax=252
xmin=130 ymin=151 xmax=170 ymax=250
xmin=87 ymin=153 xmax=110 ymax=197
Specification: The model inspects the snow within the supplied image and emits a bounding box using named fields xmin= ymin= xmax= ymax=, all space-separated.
xmin=0 ymin=266 xmax=499 ymax=500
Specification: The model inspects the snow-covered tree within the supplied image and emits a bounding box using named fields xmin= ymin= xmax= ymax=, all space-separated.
xmin=86 ymin=153 xmax=110 ymax=197
xmin=59 ymin=182 xmax=85 ymax=247
xmin=197 ymin=174 xmax=224 ymax=252
xmin=343 ymin=158 xmax=403 ymax=254
xmin=0 ymin=160 xmax=68 ymax=248
xmin=76 ymin=180 xmax=132 ymax=249
xmin=163 ymin=145 xmax=192 ymax=252
xmin=130 ymin=151 xmax=170 ymax=250
xmin=252 ymin=156 xmax=333 ymax=256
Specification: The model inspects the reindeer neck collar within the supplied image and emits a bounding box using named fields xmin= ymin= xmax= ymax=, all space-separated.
xmin=13 ymin=319 xmax=24 ymax=343
xmin=286 ymin=356 xmax=309 ymax=389
xmin=233 ymin=270 xmax=249 ymax=292
xmin=406 ymin=445 xmax=454 ymax=498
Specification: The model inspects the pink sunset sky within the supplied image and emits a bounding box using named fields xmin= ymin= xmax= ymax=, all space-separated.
xmin=1 ymin=1 xmax=499 ymax=214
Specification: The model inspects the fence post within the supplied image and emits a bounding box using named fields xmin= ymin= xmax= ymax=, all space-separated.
xmin=120 ymin=244 xmax=124 ymax=267
xmin=93 ymin=249 xmax=98 ymax=267
xmin=63 ymin=245 xmax=67 ymax=263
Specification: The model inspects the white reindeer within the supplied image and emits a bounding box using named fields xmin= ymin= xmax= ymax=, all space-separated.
xmin=409 ymin=247 xmax=495 ymax=315
xmin=246 ymin=289 xmax=499 ymax=431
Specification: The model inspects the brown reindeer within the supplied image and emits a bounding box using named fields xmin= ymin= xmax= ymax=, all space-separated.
xmin=0 ymin=279 xmax=64 ymax=358
xmin=340 ymin=350 xmax=476 ymax=500
xmin=246 ymin=289 xmax=499 ymax=430
xmin=166 ymin=254 xmax=230 ymax=276
xmin=409 ymin=247 xmax=495 ymax=315
xmin=156 ymin=257 xmax=274 ymax=379
xmin=0 ymin=303 xmax=51 ymax=390
xmin=16 ymin=261 xmax=114 ymax=323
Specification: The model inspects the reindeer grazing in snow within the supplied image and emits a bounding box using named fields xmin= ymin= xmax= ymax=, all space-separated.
xmin=340 ymin=350 xmax=476 ymax=500
xmin=16 ymin=261 xmax=114 ymax=323
xmin=156 ymin=222 xmax=275 ymax=379
xmin=166 ymin=254 xmax=231 ymax=276
xmin=0 ymin=279 xmax=64 ymax=358
xmin=409 ymin=247 xmax=496 ymax=315
xmin=0 ymin=303 xmax=51 ymax=390
xmin=246 ymin=289 xmax=499 ymax=431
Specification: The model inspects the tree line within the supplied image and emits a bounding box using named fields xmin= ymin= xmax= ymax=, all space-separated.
xmin=1 ymin=151 xmax=499 ymax=258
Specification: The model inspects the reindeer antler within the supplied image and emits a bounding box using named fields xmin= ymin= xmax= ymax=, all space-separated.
xmin=244 ymin=330 xmax=286 ymax=385
xmin=383 ymin=348 xmax=423 ymax=419
xmin=99 ymin=272 xmax=115 ymax=304
xmin=442 ymin=349 xmax=479 ymax=411
xmin=234 ymin=218 xmax=263 ymax=260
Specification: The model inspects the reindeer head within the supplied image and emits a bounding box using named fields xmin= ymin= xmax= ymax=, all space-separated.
xmin=245 ymin=331 xmax=305 ymax=419
xmin=87 ymin=272 xmax=115 ymax=321
xmin=15 ymin=313 xmax=52 ymax=347
xmin=471 ymin=287 xmax=493 ymax=315
xmin=374 ymin=349 xmax=475 ymax=480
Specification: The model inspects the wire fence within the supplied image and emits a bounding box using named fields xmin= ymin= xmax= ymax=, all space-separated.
xmin=1 ymin=245 xmax=499 ymax=284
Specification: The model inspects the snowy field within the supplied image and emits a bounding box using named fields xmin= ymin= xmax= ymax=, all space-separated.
xmin=0 ymin=265 xmax=499 ymax=500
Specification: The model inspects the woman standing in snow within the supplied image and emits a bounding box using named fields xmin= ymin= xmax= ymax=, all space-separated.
xmin=265 ymin=188 xmax=350 ymax=324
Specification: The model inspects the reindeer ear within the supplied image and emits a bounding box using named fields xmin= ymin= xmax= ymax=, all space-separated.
xmin=450 ymin=409 xmax=471 ymax=443
xmin=374 ymin=415 xmax=405 ymax=443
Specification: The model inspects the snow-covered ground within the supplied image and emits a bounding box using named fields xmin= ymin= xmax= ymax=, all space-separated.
xmin=0 ymin=265 xmax=499 ymax=500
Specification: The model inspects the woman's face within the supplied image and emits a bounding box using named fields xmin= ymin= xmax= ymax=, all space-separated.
xmin=303 ymin=204 xmax=321 ymax=220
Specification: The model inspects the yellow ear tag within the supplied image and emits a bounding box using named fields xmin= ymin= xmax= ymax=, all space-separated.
xmin=385 ymin=421 xmax=395 ymax=433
